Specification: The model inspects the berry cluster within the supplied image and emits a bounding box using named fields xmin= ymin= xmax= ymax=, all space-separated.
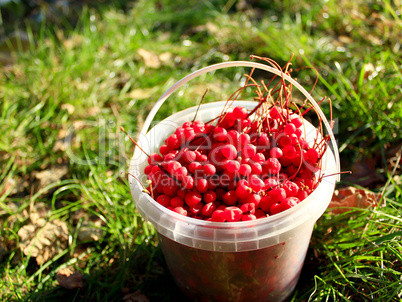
xmin=144 ymin=104 xmax=327 ymax=222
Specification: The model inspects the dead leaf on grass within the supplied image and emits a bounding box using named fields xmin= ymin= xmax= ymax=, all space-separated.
xmin=56 ymin=267 xmax=84 ymax=289
xmin=122 ymin=290 xmax=149 ymax=302
xmin=0 ymin=178 xmax=16 ymax=197
xmin=77 ymin=220 xmax=104 ymax=242
xmin=344 ymin=156 xmax=384 ymax=187
xmin=61 ymin=103 xmax=75 ymax=114
xmin=128 ymin=87 xmax=158 ymax=100
xmin=33 ymin=165 xmax=68 ymax=189
xmin=137 ymin=48 xmax=172 ymax=68
xmin=328 ymin=186 xmax=383 ymax=214
xmin=138 ymin=48 xmax=161 ymax=68
xmin=18 ymin=204 xmax=69 ymax=265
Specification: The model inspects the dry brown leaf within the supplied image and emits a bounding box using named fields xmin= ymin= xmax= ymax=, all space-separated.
xmin=137 ymin=48 xmax=161 ymax=68
xmin=56 ymin=267 xmax=84 ymax=289
xmin=122 ymin=290 xmax=149 ymax=302
xmin=128 ymin=87 xmax=158 ymax=100
xmin=61 ymin=103 xmax=75 ymax=114
xmin=18 ymin=204 xmax=69 ymax=265
xmin=328 ymin=186 xmax=382 ymax=214
xmin=77 ymin=220 xmax=104 ymax=242
xmin=159 ymin=52 xmax=172 ymax=63
xmin=0 ymin=178 xmax=15 ymax=197
xmin=87 ymin=107 xmax=101 ymax=116
xmin=344 ymin=157 xmax=384 ymax=187
xmin=34 ymin=166 xmax=68 ymax=189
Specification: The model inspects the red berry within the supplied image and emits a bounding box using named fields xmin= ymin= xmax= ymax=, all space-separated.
xmin=255 ymin=209 xmax=267 ymax=219
xmin=188 ymin=161 xmax=202 ymax=174
xmin=269 ymin=106 xmax=282 ymax=119
xmin=250 ymin=162 xmax=263 ymax=175
xmin=182 ymin=121 xmax=192 ymax=128
xmin=214 ymin=127 xmax=227 ymax=142
xmin=183 ymin=150 xmax=197 ymax=163
xmin=148 ymin=153 xmax=163 ymax=164
xmin=256 ymin=133 xmax=270 ymax=150
xmin=233 ymin=106 xmax=248 ymax=119
xmin=242 ymin=144 xmax=256 ymax=158
xmin=172 ymin=207 xmax=187 ymax=216
xmin=294 ymin=128 xmax=303 ymax=138
xmin=224 ymin=206 xmax=243 ymax=222
xmin=195 ymin=178 xmax=208 ymax=193
xmin=265 ymin=158 xmax=281 ymax=175
xmin=166 ymin=134 xmax=181 ymax=149
xmin=235 ymin=183 xmax=252 ymax=199
xmin=182 ymin=176 xmax=194 ymax=190
xmin=159 ymin=144 xmax=171 ymax=156
xmin=211 ymin=209 xmax=226 ymax=222
xmin=246 ymin=194 xmax=261 ymax=207
xmin=221 ymin=144 xmax=238 ymax=160
xmin=264 ymin=177 xmax=279 ymax=190
xmin=202 ymin=202 xmax=217 ymax=217
xmin=283 ymin=181 xmax=299 ymax=197
xmin=239 ymin=164 xmax=252 ymax=176
xmin=144 ymin=164 xmax=153 ymax=175
xmin=284 ymin=123 xmax=296 ymax=135
xmin=306 ymin=148 xmax=319 ymax=164
xmin=223 ymin=191 xmax=238 ymax=206
xmin=225 ymin=160 xmax=240 ymax=173
xmin=279 ymin=135 xmax=292 ymax=148
xmin=189 ymin=202 xmax=203 ymax=215
xmin=249 ymin=175 xmax=264 ymax=192
xmin=297 ymin=190 xmax=309 ymax=201
xmin=269 ymin=187 xmax=286 ymax=202
xmin=174 ymin=166 xmax=188 ymax=181
xmin=242 ymin=214 xmax=256 ymax=221
xmin=283 ymin=145 xmax=297 ymax=158
xmin=259 ymin=196 xmax=275 ymax=212
xmin=238 ymin=133 xmax=250 ymax=146
xmin=252 ymin=152 xmax=265 ymax=163
xmin=203 ymin=164 xmax=216 ymax=176
xmin=185 ymin=191 xmax=202 ymax=207
xmin=170 ymin=196 xmax=184 ymax=207
xmin=157 ymin=195 xmax=171 ymax=207
xmin=167 ymin=161 xmax=181 ymax=174
xmin=226 ymin=130 xmax=239 ymax=144
xmin=203 ymin=191 xmax=217 ymax=203
xmin=163 ymin=182 xmax=179 ymax=197
xmin=291 ymin=116 xmax=303 ymax=128
xmin=240 ymin=203 xmax=256 ymax=214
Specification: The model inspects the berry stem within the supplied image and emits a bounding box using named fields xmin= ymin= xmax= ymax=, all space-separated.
xmin=121 ymin=127 xmax=152 ymax=160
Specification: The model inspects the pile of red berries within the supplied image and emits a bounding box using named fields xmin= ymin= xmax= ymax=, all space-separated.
xmin=144 ymin=104 xmax=325 ymax=222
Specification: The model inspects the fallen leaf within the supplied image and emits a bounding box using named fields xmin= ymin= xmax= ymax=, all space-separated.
xmin=159 ymin=51 xmax=172 ymax=64
xmin=88 ymin=107 xmax=101 ymax=116
xmin=61 ymin=103 xmax=75 ymax=114
xmin=137 ymin=48 xmax=161 ymax=68
xmin=77 ymin=220 xmax=104 ymax=242
xmin=343 ymin=156 xmax=384 ymax=187
xmin=0 ymin=178 xmax=15 ymax=197
xmin=122 ymin=290 xmax=149 ymax=302
xmin=128 ymin=87 xmax=158 ymax=100
xmin=18 ymin=204 xmax=69 ymax=265
xmin=328 ymin=186 xmax=382 ymax=214
xmin=56 ymin=267 xmax=84 ymax=289
xmin=34 ymin=166 xmax=68 ymax=189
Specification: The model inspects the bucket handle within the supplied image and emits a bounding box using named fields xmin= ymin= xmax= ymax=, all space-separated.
xmin=139 ymin=61 xmax=340 ymax=181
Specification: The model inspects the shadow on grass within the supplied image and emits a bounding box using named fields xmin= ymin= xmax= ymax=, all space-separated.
xmin=22 ymin=242 xmax=189 ymax=302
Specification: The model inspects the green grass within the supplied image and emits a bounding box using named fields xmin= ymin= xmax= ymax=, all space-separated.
xmin=0 ymin=0 xmax=401 ymax=301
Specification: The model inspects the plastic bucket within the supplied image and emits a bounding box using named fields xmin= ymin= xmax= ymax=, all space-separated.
xmin=129 ymin=61 xmax=340 ymax=301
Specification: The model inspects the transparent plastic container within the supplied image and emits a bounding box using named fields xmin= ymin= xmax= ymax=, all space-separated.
xmin=129 ymin=62 xmax=340 ymax=302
